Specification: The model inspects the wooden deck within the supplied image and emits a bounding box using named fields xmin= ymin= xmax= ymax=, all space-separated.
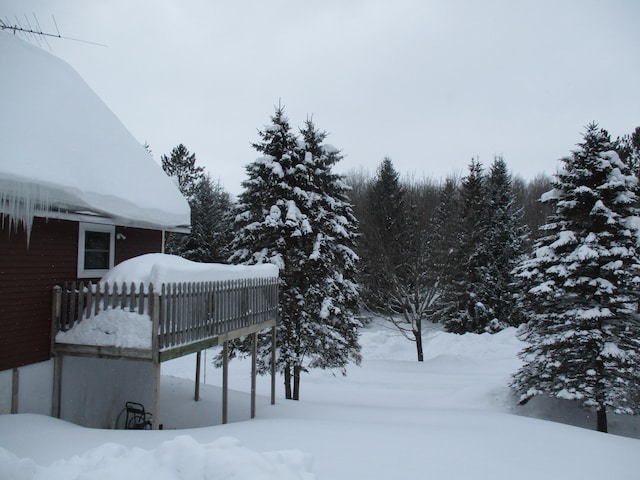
xmin=51 ymin=278 xmax=279 ymax=427
xmin=52 ymin=278 xmax=278 ymax=361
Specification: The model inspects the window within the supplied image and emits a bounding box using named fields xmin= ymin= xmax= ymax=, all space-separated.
xmin=78 ymin=223 xmax=115 ymax=278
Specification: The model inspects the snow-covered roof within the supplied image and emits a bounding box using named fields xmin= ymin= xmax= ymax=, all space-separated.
xmin=0 ymin=33 xmax=191 ymax=232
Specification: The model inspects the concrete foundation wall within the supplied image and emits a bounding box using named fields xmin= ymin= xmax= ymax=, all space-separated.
xmin=18 ymin=360 xmax=54 ymax=414
xmin=0 ymin=360 xmax=54 ymax=415
xmin=0 ymin=369 xmax=12 ymax=414
xmin=60 ymin=356 xmax=155 ymax=428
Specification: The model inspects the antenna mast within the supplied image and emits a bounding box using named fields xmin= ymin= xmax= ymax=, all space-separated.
xmin=0 ymin=14 xmax=106 ymax=49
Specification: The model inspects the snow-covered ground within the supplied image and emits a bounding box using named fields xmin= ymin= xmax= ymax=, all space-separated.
xmin=1 ymin=319 xmax=639 ymax=479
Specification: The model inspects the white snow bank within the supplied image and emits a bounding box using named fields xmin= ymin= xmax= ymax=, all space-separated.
xmin=100 ymin=253 xmax=279 ymax=286
xmin=0 ymin=435 xmax=313 ymax=480
xmin=56 ymin=309 xmax=152 ymax=348
xmin=360 ymin=320 xmax=522 ymax=364
xmin=0 ymin=33 xmax=190 ymax=231
xmin=2 ymin=322 xmax=640 ymax=480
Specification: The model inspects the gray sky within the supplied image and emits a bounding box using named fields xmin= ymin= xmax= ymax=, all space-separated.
xmin=4 ymin=0 xmax=639 ymax=194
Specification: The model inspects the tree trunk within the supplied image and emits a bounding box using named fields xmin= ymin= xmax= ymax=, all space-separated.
xmin=414 ymin=326 xmax=424 ymax=362
xmin=293 ymin=364 xmax=301 ymax=400
xmin=284 ymin=364 xmax=292 ymax=400
xmin=596 ymin=406 xmax=607 ymax=433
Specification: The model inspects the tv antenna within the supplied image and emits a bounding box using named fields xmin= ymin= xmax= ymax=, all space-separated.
xmin=0 ymin=13 xmax=106 ymax=50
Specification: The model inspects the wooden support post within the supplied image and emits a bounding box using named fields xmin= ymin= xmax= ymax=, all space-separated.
xmin=52 ymin=355 xmax=62 ymax=418
xmin=152 ymin=361 xmax=161 ymax=430
xmin=251 ymin=332 xmax=257 ymax=418
xmin=51 ymin=285 xmax=62 ymax=355
xmin=195 ymin=351 xmax=201 ymax=401
xmin=11 ymin=368 xmax=19 ymax=414
xmin=222 ymin=340 xmax=228 ymax=424
xmin=271 ymin=325 xmax=276 ymax=405
xmin=151 ymin=292 xmax=161 ymax=430
xmin=50 ymin=286 xmax=63 ymax=419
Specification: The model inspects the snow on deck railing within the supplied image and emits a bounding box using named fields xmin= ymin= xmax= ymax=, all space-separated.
xmin=53 ymin=278 xmax=279 ymax=351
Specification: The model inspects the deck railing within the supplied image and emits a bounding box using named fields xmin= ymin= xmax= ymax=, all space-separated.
xmin=53 ymin=278 xmax=279 ymax=351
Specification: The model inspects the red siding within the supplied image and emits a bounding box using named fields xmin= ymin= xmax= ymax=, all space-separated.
xmin=115 ymin=226 xmax=163 ymax=264
xmin=0 ymin=217 xmax=163 ymax=371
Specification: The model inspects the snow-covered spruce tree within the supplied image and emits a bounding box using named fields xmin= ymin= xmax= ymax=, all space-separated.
xmin=180 ymin=174 xmax=234 ymax=263
xmin=512 ymin=124 xmax=640 ymax=433
xmin=483 ymin=156 xmax=528 ymax=328
xmin=295 ymin=119 xmax=361 ymax=377
xmin=227 ymin=107 xmax=361 ymax=400
xmin=439 ymin=159 xmax=495 ymax=333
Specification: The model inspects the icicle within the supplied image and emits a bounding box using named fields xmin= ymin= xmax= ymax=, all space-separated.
xmin=0 ymin=180 xmax=54 ymax=245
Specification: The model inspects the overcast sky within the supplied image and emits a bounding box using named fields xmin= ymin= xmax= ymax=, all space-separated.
xmin=4 ymin=0 xmax=639 ymax=194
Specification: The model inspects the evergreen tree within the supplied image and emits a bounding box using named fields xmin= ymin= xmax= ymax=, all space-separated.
xmin=440 ymin=159 xmax=493 ymax=333
xmin=161 ymin=144 xmax=205 ymax=199
xmin=160 ymin=144 xmax=232 ymax=261
xmin=484 ymin=156 xmax=528 ymax=328
xmin=512 ymin=124 xmax=640 ymax=433
xmin=513 ymin=173 xmax=554 ymax=246
xmin=358 ymin=157 xmax=406 ymax=310
xmin=227 ymin=107 xmax=360 ymax=400
xmin=161 ymin=143 xmax=206 ymax=256
xmin=295 ymin=119 xmax=361 ymax=375
xmin=616 ymin=126 xmax=640 ymax=178
xmin=428 ymin=176 xmax=461 ymax=288
xmin=180 ymin=174 xmax=234 ymax=263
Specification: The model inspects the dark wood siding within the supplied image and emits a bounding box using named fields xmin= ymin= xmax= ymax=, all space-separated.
xmin=0 ymin=218 xmax=163 ymax=371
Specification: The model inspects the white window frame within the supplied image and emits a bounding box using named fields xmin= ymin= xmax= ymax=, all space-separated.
xmin=77 ymin=223 xmax=115 ymax=278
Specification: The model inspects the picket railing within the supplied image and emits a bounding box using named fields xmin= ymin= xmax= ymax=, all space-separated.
xmin=53 ymin=278 xmax=279 ymax=352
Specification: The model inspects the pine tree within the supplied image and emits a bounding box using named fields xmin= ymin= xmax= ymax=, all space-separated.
xmin=295 ymin=119 xmax=361 ymax=375
xmin=513 ymin=173 xmax=554 ymax=246
xmin=161 ymin=143 xmax=206 ymax=256
xmin=440 ymin=159 xmax=493 ymax=333
xmin=616 ymin=126 xmax=640 ymax=178
xmin=428 ymin=176 xmax=461 ymax=288
xmin=161 ymin=144 xmax=205 ymax=199
xmin=358 ymin=157 xmax=406 ymax=310
xmin=483 ymin=156 xmax=528 ymax=328
xmin=512 ymin=124 xmax=640 ymax=433
xmin=180 ymin=174 xmax=234 ymax=263
xmin=227 ymin=107 xmax=360 ymax=400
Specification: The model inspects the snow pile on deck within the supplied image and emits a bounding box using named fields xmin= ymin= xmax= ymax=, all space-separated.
xmin=56 ymin=310 xmax=152 ymax=349
xmin=0 ymin=32 xmax=190 ymax=231
xmin=0 ymin=434 xmax=313 ymax=480
xmin=100 ymin=253 xmax=279 ymax=287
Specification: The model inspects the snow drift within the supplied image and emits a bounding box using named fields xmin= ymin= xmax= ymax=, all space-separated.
xmin=1 ymin=321 xmax=639 ymax=479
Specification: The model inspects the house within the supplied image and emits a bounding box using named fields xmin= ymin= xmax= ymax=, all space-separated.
xmin=0 ymin=33 xmax=279 ymax=429
xmin=0 ymin=32 xmax=191 ymax=417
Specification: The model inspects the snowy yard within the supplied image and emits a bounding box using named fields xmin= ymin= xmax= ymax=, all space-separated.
xmin=1 ymin=319 xmax=639 ymax=479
